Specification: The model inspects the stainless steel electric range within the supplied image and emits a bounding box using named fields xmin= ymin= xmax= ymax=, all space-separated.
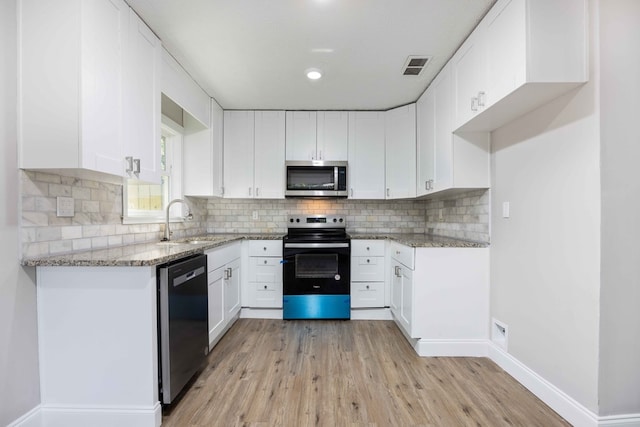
xmin=282 ymin=214 xmax=351 ymax=320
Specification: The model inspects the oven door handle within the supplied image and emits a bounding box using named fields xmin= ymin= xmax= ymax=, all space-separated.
xmin=284 ymin=243 xmax=350 ymax=249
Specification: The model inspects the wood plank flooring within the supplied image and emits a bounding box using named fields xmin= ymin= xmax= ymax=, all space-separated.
xmin=162 ymin=319 xmax=570 ymax=427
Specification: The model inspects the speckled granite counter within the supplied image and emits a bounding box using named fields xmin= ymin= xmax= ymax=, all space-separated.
xmin=348 ymin=233 xmax=488 ymax=248
xmin=22 ymin=233 xmax=284 ymax=267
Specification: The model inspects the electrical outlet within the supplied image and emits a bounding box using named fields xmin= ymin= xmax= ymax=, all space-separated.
xmin=491 ymin=318 xmax=508 ymax=351
xmin=252 ymin=211 xmax=259 ymax=220
xmin=56 ymin=197 xmax=75 ymax=217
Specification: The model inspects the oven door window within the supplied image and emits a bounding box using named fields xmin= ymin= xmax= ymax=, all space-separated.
xmin=295 ymin=254 xmax=338 ymax=278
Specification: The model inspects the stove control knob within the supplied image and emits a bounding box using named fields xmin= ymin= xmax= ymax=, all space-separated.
xmin=333 ymin=218 xmax=337 ymax=223
xmin=289 ymin=218 xmax=294 ymax=223
xmin=296 ymin=218 xmax=300 ymax=223
xmin=339 ymin=218 xmax=344 ymax=223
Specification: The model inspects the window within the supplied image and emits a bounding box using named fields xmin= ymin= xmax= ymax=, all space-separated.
xmin=122 ymin=116 xmax=184 ymax=224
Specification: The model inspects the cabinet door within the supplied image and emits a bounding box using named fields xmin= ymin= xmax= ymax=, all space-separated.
xmin=348 ymin=112 xmax=386 ymax=199
xmin=452 ymin=29 xmax=486 ymax=128
xmin=390 ymin=260 xmax=402 ymax=318
xmin=433 ymin=65 xmax=454 ymax=192
xmin=125 ymin=9 xmax=161 ymax=183
xmin=224 ymin=258 xmax=241 ymax=319
xmin=400 ymin=266 xmax=414 ymax=337
xmin=416 ymin=87 xmax=435 ymax=197
xmin=208 ymin=266 xmax=225 ymax=346
xmin=81 ymin=0 xmax=127 ymax=177
xmin=385 ymin=104 xmax=417 ymax=199
xmin=485 ymin=0 xmax=526 ymax=108
xmin=254 ymin=111 xmax=285 ymax=199
xmin=223 ymin=111 xmax=255 ymax=198
xmin=317 ymin=111 xmax=348 ymax=161
xmin=285 ymin=111 xmax=317 ymax=160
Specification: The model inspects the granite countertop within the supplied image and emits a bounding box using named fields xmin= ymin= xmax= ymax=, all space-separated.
xmin=22 ymin=233 xmax=284 ymax=267
xmin=349 ymin=233 xmax=488 ymax=248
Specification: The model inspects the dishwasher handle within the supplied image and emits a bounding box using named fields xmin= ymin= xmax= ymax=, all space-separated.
xmin=173 ymin=266 xmax=206 ymax=287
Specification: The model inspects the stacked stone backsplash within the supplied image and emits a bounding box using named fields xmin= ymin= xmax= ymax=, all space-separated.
xmin=424 ymin=189 xmax=490 ymax=243
xmin=20 ymin=171 xmax=207 ymax=259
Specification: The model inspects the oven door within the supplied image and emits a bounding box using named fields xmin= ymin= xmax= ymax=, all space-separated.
xmin=282 ymin=243 xmax=350 ymax=295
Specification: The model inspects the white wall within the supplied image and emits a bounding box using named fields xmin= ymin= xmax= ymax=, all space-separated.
xmin=490 ymin=0 xmax=601 ymax=413
xmin=0 ymin=0 xmax=41 ymax=424
xmin=598 ymin=0 xmax=640 ymax=416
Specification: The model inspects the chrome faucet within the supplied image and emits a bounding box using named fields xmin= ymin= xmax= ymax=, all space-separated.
xmin=162 ymin=199 xmax=193 ymax=241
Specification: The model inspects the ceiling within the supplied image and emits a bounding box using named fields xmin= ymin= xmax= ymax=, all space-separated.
xmin=127 ymin=0 xmax=496 ymax=111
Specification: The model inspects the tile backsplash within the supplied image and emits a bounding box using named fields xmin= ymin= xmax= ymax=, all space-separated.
xmin=20 ymin=170 xmax=489 ymax=259
xmin=20 ymin=171 xmax=207 ymax=258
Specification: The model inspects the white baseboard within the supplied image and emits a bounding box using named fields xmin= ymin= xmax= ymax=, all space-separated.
xmin=7 ymin=405 xmax=42 ymax=427
xmin=415 ymin=339 xmax=489 ymax=357
xmin=8 ymin=403 xmax=162 ymax=427
xmin=240 ymin=308 xmax=283 ymax=319
xmin=350 ymin=308 xmax=392 ymax=320
xmin=39 ymin=403 xmax=161 ymax=427
xmin=598 ymin=414 xmax=640 ymax=426
xmin=488 ymin=342 xmax=602 ymax=427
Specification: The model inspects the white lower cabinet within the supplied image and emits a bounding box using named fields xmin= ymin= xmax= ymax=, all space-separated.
xmin=244 ymin=240 xmax=283 ymax=308
xmin=351 ymin=240 xmax=386 ymax=308
xmin=389 ymin=242 xmax=489 ymax=351
xmin=206 ymin=241 xmax=241 ymax=347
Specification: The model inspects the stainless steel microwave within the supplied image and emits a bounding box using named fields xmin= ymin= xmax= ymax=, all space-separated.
xmin=285 ymin=161 xmax=348 ymax=198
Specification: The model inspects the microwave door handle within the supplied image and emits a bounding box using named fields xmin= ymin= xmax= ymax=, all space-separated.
xmin=334 ymin=167 xmax=338 ymax=190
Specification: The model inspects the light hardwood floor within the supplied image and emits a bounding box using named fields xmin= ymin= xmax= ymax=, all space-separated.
xmin=162 ymin=319 xmax=570 ymax=427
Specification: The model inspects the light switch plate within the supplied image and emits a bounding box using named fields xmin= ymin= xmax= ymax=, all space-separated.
xmin=502 ymin=201 xmax=510 ymax=218
xmin=56 ymin=196 xmax=75 ymax=217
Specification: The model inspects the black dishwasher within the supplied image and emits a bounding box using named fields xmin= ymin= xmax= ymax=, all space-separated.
xmin=157 ymin=254 xmax=208 ymax=405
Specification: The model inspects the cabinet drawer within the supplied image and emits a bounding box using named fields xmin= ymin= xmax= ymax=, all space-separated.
xmin=351 ymin=282 xmax=384 ymax=308
xmin=351 ymin=257 xmax=385 ymax=282
xmin=389 ymin=241 xmax=414 ymax=269
xmin=248 ymin=240 xmax=282 ymax=256
xmin=351 ymin=240 xmax=385 ymax=256
xmin=248 ymin=258 xmax=282 ymax=283
xmin=249 ymin=281 xmax=283 ymax=308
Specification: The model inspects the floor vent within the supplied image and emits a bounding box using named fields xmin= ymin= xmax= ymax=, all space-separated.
xmin=402 ymin=56 xmax=431 ymax=76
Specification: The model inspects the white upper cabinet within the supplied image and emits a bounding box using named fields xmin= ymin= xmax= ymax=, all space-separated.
xmin=348 ymin=112 xmax=386 ymax=200
xmin=161 ymin=47 xmax=211 ymax=128
xmin=19 ymin=0 xmax=128 ymax=178
xmin=224 ymin=111 xmax=255 ymax=198
xmin=254 ymin=111 xmax=286 ymax=199
xmin=124 ymin=9 xmax=162 ymax=183
xmin=316 ymin=112 xmax=349 ymax=161
xmin=286 ymin=111 xmax=348 ymax=161
xmin=452 ymin=0 xmax=587 ymax=132
xmin=19 ymin=0 xmax=162 ymax=183
xmin=417 ymin=64 xmax=489 ymax=196
xmin=385 ymin=104 xmax=416 ymax=199
xmin=224 ymin=110 xmax=285 ymax=199
xmin=285 ymin=111 xmax=317 ymax=161
xmin=183 ymin=98 xmax=223 ymax=197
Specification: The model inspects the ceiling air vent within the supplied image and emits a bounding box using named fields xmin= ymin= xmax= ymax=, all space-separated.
xmin=402 ymin=56 xmax=431 ymax=76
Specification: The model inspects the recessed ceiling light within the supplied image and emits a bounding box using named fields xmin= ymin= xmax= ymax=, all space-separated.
xmin=306 ymin=68 xmax=323 ymax=80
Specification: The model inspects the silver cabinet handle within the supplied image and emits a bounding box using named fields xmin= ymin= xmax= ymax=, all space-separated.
xmin=224 ymin=268 xmax=230 ymax=280
xmin=386 ymin=188 xmax=390 ymax=197
xmin=263 ymin=246 xmax=267 ymax=251
xmin=350 ymin=188 xmax=353 ymax=198
xmin=318 ymin=150 xmax=323 ymax=160
xmin=125 ymin=156 xmax=134 ymax=175
xmin=264 ymin=260 xmax=267 ymax=264
xmin=133 ymin=158 xmax=140 ymax=175
xmin=228 ymin=267 xmax=233 ymax=278
xmin=248 ymin=187 xmax=252 ymax=196
xmin=471 ymin=96 xmax=478 ymax=112
xmin=394 ymin=265 xmax=401 ymax=277
xmin=264 ymin=285 xmax=268 ymax=289
xmin=366 ymin=285 xmax=370 ymax=290
xmin=366 ymin=247 xmax=370 ymax=251
xmin=477 ymin=91 xmax=486 ymax=107
xmin=256 ymin=187 xmax=260 ymax=197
